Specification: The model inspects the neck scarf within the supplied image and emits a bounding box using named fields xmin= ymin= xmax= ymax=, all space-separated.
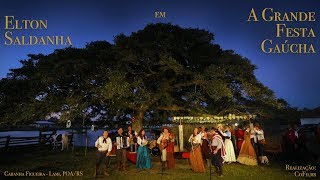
xmin=212 ymin=133 xmax=227 ymax=160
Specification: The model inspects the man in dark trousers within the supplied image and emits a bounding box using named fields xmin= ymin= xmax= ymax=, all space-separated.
xmin=114 ymin=127 xmax=130 ymax=172
xmin=94 ymin=130 xmax=112 ymax=177
xmin=210 ymin=127 xmax=226 ymax=177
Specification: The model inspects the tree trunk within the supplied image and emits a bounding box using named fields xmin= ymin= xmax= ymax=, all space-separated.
xmin=132 ymin=111 xmax=144 ymax=132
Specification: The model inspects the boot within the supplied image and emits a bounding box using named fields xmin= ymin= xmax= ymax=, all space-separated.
xmin=219 ymin=167 xmax=223 ymax=177
xmin=161 ymin=161 xmax=166 ymax=169
xmin=206 ymin=159 xmax=211 ymax=167
xmin=117 ymin=162 xmax=121 ymax=171
xmin=104 ymin=166 xmax=109 ymax=176
xmin=104 ymin=171 xmax=109 ymax=176
xmin=123 ymin=163 xmax=127 ymax=173
xmin=214 ymin=166 xmax=219 ymax=175
xmin=93 ymin=165 xmax=98 ymax=177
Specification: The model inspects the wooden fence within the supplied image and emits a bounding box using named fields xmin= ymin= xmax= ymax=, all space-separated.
xmin=0 ymin=131 xmax=73 ymax=151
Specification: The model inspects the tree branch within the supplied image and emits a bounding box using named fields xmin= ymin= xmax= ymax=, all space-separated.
xmin=174 ymin=81 xmax=202 ymax=88
xmin=157 ymin=105 xmax=186 ymax=111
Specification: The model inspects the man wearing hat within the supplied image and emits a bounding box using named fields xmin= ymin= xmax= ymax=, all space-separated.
xmin=157 ymin=126 xmax=175 ymax=169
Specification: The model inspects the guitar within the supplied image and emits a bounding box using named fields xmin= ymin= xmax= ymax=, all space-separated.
xmin=159 ymin=139 xmax=168 ymax=151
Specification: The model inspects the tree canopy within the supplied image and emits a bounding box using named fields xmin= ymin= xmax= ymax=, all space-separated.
xmin=0 ymin=23 xmax=285 ymax=130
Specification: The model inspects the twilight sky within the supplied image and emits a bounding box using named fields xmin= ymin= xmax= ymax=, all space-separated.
xmin=0 ymin=0 xmax=319 ymax=108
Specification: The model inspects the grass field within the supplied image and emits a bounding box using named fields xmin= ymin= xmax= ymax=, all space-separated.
xmin=0 ymin=146 xmax=312 ymax=180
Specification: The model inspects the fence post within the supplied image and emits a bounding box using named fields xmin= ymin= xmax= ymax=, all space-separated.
xmin=71 ymin=132 xmax=74 ymax=152
xmin=39 ymin=130 xmax=43 ymax=145
xmin=5 ymin=136 xmax=10 ymax=151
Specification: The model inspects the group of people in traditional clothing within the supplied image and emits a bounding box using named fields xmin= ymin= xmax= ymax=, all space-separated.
xmin=94 ymin=126 xmax=152 ymax=177
xmin=235 ymin=124 xmax=268 ymax=165
xmin=93 ymin=123 xmax=268 ymax=177
xmin=188 ymin=126 xmax=228 ymax=176
xmin=188 ymin=123 xmax=268 ymax=176
xmin=94 ymin=126 xmax=173 ymax=177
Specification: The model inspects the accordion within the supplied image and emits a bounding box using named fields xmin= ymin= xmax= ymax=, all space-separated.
xmin=116 ymin=136 xmax=129 ymax=149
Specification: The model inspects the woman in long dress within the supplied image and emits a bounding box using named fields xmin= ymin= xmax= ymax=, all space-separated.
xmin=235 ymin=126 xmax=244 ymax=155
xmin=224 ymin=126 xmax=236 ymax=163
xmin=237 ymin=126 xmax=258 ymax=165
xmin=188 ymin=127 xmax=205 ymax=173
xmin=136 ymin=129 xmax=152 ymax=169
xmin=200 ymin=127 xmax=210 ymax=166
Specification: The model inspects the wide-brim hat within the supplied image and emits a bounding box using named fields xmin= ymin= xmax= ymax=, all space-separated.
xmin=161 ymin=126 xmax=171 ymax=133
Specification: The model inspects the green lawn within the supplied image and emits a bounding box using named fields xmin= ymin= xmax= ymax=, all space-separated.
xmin=0 ymin=146 xmax=307 ymax=180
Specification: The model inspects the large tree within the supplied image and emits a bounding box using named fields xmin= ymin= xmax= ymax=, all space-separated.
xmin=0 ymin=23 xmax=283 ymax=130
xmin=99 ymin=23 xmax=282 ymax=130
xmin=0 ymin=42 xmax=115 ymax=127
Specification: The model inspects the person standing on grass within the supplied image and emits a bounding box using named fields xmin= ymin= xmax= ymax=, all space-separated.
xmin=94 ymin=130 xmax=112 ymax=177
xmin=125 ymin=125 xmax=137 ymax=152
xmin=237 ymin=126 xmax=258 ymax=166
xmin=189 ymin=127 xmax=205 ymax=173
xmin=114 ymin=127 xmax=130 ymax=172
xmin=210 ymin=127 xmax=226 ymax=177
xmin=250 ymin=124 xmax=259 ymax=157
xmin=223 ymin=125 xmax=236 ymax=163
xmin=254 ymin=125 xmax=269 ymax=165
xmin=157 ymin=126 xmax=175 ymax=169
xmin=199 ymin=126 xmax=211 ymax=167
xmin=285 ymin=124 xmax=299 ymax=162
xmin=230 ymin=126 xmax=237 ymax=154
xmin=235 ymin=125 xmax=245 ymax=155
xmin=136 ymin=129 xmax=152 ymax=169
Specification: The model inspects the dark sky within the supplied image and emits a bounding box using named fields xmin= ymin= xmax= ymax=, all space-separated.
xmin=0 ymin=0 xmax=319 ymax=108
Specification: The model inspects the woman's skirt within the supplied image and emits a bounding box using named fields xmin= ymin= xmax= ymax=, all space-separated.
xmin=237 ymin=140 xmax=258 ymax=166
xmin=190 ymin=145 xmax=205 ymax=173
xmin=136 ymin=146 xmax=152 ymax=169
xmin=224 ymin=139 xmax=236 ymax=162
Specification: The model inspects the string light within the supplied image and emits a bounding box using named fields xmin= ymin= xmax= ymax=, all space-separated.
xmin=172 ymin=114 xmax=256 ymax=124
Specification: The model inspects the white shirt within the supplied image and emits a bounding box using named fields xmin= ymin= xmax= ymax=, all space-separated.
xmin=137 ymin=136 xmax=148 ymax=146
xmin=211 ymin=137 xmax=222 ymax=149
xmin=255 ymin=129 xmax=265 ymax=141
xmin=199 ymin=131 xmax=205 ymax=138
xmin=188 ymin=134 xmax=201 ymax=144
xmin=225 ymin=131 xmax=231 ymax=138
xmin=294 ymin=130 xmax=299 ymax=138
xmin=250 ymin=129 xmax=258 ymax=143
xmin=95 ymin=136 xmax=112 ymax=152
